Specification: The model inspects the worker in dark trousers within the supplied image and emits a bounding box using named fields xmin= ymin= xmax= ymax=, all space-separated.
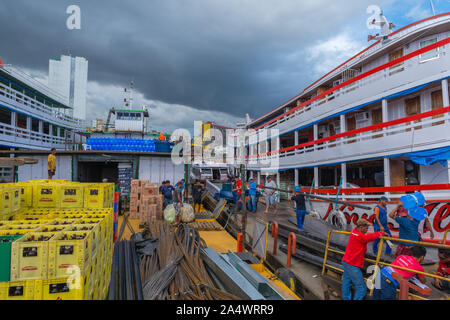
xmin=114 ymin=181 xmax=122 ymax=216
xmin=289 ymin=186 xmax=307 ymax=230
xmin=342 ymin=219 xmax=384 ymax=300
xmin=373 ymin=196 xmax=392 ymax=256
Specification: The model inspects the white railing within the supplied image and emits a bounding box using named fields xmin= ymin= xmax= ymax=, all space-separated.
xmin=251 ymin=109 xmax=450 ymax=164
xmin=2 ymin=65 xmax=68 ymax=105
xmin=0 ymin=121 xmax=66 ymax=148
xmin=303 ymin=14 xmax=450 ymax=98
xmin=0 ymin=82 xmax=84 ymax=129
xmin=306 ymin=191 xmax=450 ymax=202
xmin=249 ymin=17 xmax=450 ymax=140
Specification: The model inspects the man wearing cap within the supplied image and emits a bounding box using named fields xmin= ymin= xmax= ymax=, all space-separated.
xmin=289 ymin=186 xmax=307 ymax=230
xmin=372 ymin=196 xmax=392 ymax=256
xmin=342 ymin=219 xmax=384 ymax=300
xmin=248 ymin=177 xmax=258 ymax=212
xmin=389 ymin=201 xmax=425 ymax=257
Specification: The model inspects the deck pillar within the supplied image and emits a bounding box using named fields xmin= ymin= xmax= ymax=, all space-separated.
xmin=382 ymin=99 xmax=388 ymax=136
xmin=341 ymin=163 xmax=347 ymax=201
xmin=384 ymin=158 xmax=391 ymax=199
xmin=442 ymin=79 xmax=449 ymax=124
xmin=314 ymin=167 xmax=319 ymax=188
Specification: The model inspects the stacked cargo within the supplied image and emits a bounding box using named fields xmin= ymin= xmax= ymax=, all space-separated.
xmin=129 ymin=180 xmax=163 ymax=223
xmin=0 ymin=180 xmax=115 ymax=300
xmin=0 ymin=184 xmax=23 ymax=221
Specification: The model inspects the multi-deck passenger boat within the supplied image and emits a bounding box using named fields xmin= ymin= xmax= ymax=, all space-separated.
xmin=0 ymin=63 xmax=85 ymax=182
xmin=244 ymin=13 xmax=450 ymax=241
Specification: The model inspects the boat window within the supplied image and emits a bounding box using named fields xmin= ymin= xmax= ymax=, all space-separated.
xmin=201 ymin=168 xmax=212 ymax=175
xmin=43 ymin=122 xmax=50 ymax=135
xmin=31 ymin=118 xmax=39 ymax=132
xmin=0 ymin=106 xmax=11 ymax=125
xmin=420 ymin=37 xmax=439 ymax=62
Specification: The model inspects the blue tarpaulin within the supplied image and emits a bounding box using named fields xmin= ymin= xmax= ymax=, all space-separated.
xmin=401 ymin=146 xmax=450 ymax=167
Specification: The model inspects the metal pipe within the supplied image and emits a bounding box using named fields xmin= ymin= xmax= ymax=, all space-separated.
xmin=271 ymin=222 xmax=279 ymax=255
xmin=259 ymin=185 xmax=371 ymax=210
xmin=287 ymin=232 xmax=296 ymax=267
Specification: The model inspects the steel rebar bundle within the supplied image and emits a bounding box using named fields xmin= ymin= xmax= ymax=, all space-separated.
xmin=139 ymin=221 xmax=240 ymax=300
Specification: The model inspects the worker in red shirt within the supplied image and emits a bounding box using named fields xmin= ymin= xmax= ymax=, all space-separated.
xmin=373 ymin=246 xmax=427 ymax=300
xmin=232 ymin=176 xmax=242 ymax=212
xmin=434 ymin=248 xmax=450 ymax=293
xmin=342 ymin=219 xmax=384 ymax=300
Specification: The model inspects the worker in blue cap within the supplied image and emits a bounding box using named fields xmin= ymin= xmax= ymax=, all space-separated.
xmin=372 ymin=196 xmax=392 ymax=256
xmin=289 ymin=186 xmax=307 ymax=230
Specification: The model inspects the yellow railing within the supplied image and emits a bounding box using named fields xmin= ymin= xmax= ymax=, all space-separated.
xmin=444 ymin=229 xmax=449 ymax=245
xmin=322 ymin=230 xmax=450 ymax=300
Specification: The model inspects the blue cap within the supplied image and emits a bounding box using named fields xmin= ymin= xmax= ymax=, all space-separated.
xmin=294 ymin=186 xmax=300 ymax=192
xmin=380 ymin=196 xmax=388 ymax=201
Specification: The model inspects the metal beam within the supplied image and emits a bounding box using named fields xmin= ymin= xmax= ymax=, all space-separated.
xmin=201 ymin=248 xmax=265 ymax=300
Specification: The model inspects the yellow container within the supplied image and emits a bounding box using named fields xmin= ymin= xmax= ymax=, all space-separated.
xmin=32 ymin=184 xmax=60 ymax=208
xmin=16 ymin=183 xmax=33 ymax=207
xmin=0 ymin=229 xmax=34 ymax=237
xmin=34 ymin=225 xmax=67 ymax=233
xmin=48 ymin=231 xmax=93 ymax=278
xmin=0 ymin=280 xmax=41 ymax=300
xmin=0 ymin=224 xmax=40 ymax=231
xmin=5 ymin=186 xmax=21 ymax=213
xmin=83 ymin=184 xmax=110 ymax=208
xmin=0 ymin=188 xmax=12 ymax=216
xmin=36 ymin=276 xmax=86 ymax=300
xmin=59 ymin=184 xmax=84 ymax=208
xmin=44 ymin=219 xmax=78 ymax=226
xmin=10 ymin=232 xmax=58 ymax=281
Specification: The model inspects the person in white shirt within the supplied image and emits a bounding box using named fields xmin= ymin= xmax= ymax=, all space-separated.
xmin=264 ymin=176 xmax=277 ymax=214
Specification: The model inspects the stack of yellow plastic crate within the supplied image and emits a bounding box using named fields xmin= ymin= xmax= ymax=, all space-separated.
xmin=0 ymin=180 xmax=114 ymax=300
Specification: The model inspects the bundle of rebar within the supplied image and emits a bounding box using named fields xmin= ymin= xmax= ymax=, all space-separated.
xmin=107 ymin=239 xmax=144 ymax=300
xmin=140 ymin=221 xmax=240 ymax=300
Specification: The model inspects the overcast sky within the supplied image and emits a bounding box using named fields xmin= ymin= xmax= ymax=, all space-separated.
xmin=1 ymin=0 xmax=449 ymax=133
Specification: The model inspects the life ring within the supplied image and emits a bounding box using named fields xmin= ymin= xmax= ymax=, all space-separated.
xmin=326 ymin=209 xmax=347 ymax=230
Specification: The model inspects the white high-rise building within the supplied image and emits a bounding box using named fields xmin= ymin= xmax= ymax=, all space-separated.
xmin=48 ymin=55 xmax=88 ymax=120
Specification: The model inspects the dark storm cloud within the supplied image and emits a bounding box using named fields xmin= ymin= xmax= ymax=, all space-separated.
xmin=0 ymin=0 xmax=393 ymax=118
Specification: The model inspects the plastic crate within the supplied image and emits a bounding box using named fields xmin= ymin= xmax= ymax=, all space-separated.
xmin=83 ymin=184 xmax=109 ymax=208
xmin=0 ymin=280 xmax=40 ymax=300
xmin=36 ymin=276 xmax=86 ymax=300
xmin=35 ymin=225 xmax=67 ymax=233
xmin=59 ymin=184 xmax=84 ymax=208
xmin=11 ymin=232 xmax=58 ymax=281
xmin=0 ymin=188 xmax=12 ymax=217
xmin=48 ymin=231 xmax=93 ymax=278
xmin=32 ymin=185 xmax=60 ymax=208
xmin=9 ymin=187 xmax=21 ymax=213
xmin=44 ymin=219 xmax=78 ymax=226
xmin=64 ymin=224 xmax=99 ymax=256
xmin=0 ymin=224 xmax=40 ymax=231
xmin=0 ymin=235 xmax=24 ymax=282
xmin=16 ymin=183 xmax=33 ymax=207
xmin=0 ymin=229 xmax=35 ymax=237
xmin=8 ymin=219 xmax=46 ymax=226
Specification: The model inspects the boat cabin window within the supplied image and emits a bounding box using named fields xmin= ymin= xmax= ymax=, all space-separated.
xmin=420 ymin=37 xmax=439 ymax=62
xmin=0 ymin=106 xmax=11 ymax=125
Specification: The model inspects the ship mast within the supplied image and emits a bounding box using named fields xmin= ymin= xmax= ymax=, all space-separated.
xmin=124 ymin=81 xmax=134 ymax=109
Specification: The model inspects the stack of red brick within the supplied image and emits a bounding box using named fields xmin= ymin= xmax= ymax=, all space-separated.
xmin=130 ymin=180 xmax=164 ymax=223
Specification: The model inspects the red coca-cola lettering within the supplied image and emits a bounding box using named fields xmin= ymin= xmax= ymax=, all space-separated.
xmin=433 ymin=203 xmax=450 ymax=233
